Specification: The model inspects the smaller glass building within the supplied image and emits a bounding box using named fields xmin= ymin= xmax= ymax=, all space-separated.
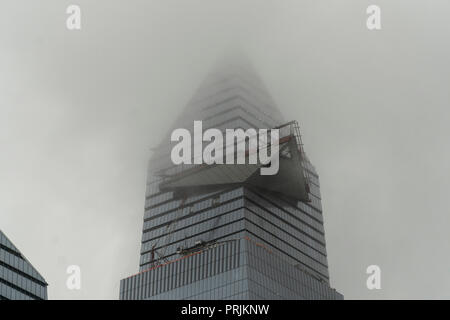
xmin=0 ymin=229 xmax=48 ymax=300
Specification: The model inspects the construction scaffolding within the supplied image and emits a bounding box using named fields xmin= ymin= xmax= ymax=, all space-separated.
xmin=146 ymin=121 xmax=312 ymax=267
xmin=156 ymin=120 xmax=311 ymax=197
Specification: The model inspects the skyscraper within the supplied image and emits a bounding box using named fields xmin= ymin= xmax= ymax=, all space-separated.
xmin=119 ymin=59 xmax=342 ymax=300
xmin=0 ymin=229 xmax=48 ymax=300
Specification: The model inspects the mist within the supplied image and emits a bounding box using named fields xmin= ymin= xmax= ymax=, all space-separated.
xmin=1 ymin=0 xmax=449 ymax=299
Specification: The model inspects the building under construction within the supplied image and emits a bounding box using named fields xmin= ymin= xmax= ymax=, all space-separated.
xmin=119 ymin=59 xmax=343 ymax=300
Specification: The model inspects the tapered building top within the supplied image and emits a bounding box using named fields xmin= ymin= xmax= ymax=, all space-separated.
xmin=151 ymin=56 xmax=285 ymax=174
xmin=170 ymin=56 xmax=282 ymax=129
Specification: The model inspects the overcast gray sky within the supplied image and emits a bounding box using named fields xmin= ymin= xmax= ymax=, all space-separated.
xmin=1 ymin=0 xmax=449 ymax=299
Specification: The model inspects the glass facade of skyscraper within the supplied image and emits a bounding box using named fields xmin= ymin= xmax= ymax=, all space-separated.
xmin=120 ymin=60 xmax=342 ymax=300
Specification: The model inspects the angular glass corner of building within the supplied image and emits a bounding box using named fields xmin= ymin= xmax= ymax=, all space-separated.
xmin=119 ymin=61 xmax=343 ymax=300
xmin=0 ymin=230 xmax=48 ymax=300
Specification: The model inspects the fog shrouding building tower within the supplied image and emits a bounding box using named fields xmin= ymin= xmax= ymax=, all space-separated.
xmin=119 ymin=59 xmax=342 ymax=300
xmin=0 ymin=230 xmax=48 ymax=300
